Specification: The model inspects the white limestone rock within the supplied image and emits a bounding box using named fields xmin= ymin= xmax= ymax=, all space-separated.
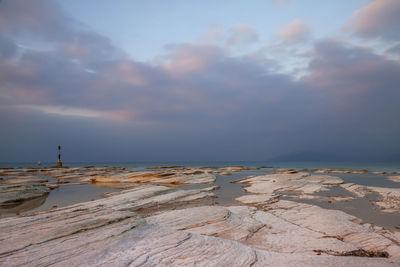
xmin=235 ymin=194 xmax=280 ymax=205
xmin=239 ymin=173 xmax=343 ymax=195
xmin=1 ymin=184 xmax=399 ymax=266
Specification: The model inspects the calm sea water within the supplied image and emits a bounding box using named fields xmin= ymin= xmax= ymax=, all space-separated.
xmin=1 ymin=161 xmax=399 ymax=172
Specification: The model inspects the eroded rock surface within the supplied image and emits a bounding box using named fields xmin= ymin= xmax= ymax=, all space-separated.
xmin=266 ymin=200 xmax=400 ymax=258
xmin=1 ymin=185 xmax=399 ymax=266
xmin=236 ymin=194 xmax=280 ymax=206
xmin=1 ymin=168 xmax=400 ymax=266
xmin=238 ymin=172 xmax=343 ymax=195
xmin=0 ymin=166 xmax=217 ymax=189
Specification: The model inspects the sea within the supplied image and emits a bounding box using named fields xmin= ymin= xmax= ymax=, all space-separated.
xmin=1 ymin=160 xmax=399 ymax=172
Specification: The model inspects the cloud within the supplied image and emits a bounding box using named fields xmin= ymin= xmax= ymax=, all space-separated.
xmin=385 ymin=43 xmax=400 ymax=55
xmin=346 ymin=0 xmax=400 ymax=41
xmin=304 ymin=39 xmax=400 ymax=128
xmin=1 ymin=0 xmax=400 ymax=162
xmin=162 ymin=43 xmax=224 ymax=76
xmin=0 ymin=0 xmax=123 ymax=61
xmin=19 ymin=105 xmax=109 ymax=119
xmin=278 ymin=20 xmax=310 ymax=44
xmin=226 ymin=24 xmax=259 ymax=48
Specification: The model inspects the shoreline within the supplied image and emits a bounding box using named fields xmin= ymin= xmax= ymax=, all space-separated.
xmin=1 ymin=165 xmax=400 ymax=265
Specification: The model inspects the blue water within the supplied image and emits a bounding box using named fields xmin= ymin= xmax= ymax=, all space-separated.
xmin=1 ymin=161 xmax=399 ymax=172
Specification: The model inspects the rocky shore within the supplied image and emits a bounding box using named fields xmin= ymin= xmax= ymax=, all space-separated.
xmin=0 ymin=166 xmax=399 ymax=266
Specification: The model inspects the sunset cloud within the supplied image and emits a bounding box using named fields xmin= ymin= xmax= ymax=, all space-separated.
xmin=278 ymin=20 xmax=310 ymax=44
xmin=1 ymin=0 xmax=399 ymax=162
xmin=346 ymin=0 xmax=400 ymax=41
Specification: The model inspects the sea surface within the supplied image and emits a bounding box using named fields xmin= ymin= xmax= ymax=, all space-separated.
xmin=1 ymin=161 xmax=399 ymax=230
xmin=1 ymin=161 xmax=400 ymax=172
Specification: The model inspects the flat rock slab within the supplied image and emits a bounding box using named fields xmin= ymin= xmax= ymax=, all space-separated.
xmin=313 ymin=169 xmax=369 ymax=174
xmin=147 ymin=204 xmax=400 ymax=259
xmin=267 ymin=200 xmax=400 ymax=258
xmin=220 ymin=166 xmax=259 ymax=172
xmin=235 ymin=194 xmax=280 ymax=206
xmin=2 ymin=222 xmax=397 ymax=266
xmin=1 ymin=185 xmax=399 ymax=266
xmin=238 ymin=173 xmax=343 ymax=195
xmin=89 ymin=167 xmax=218 ymax=186
xmin=0 ymin=184 xmax=216 ymax=256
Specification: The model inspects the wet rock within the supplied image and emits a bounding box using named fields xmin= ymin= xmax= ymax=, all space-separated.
xmin=368 ymin=186 xmax=400 ymax=213
xmin=220 ymin=166 xmax=248 ymax=172
xmin=341 ymin=183 xmax=371 ymax=197
xmin=1 ymin=177 xmax=48 ymax=184
xmin=388 ymin=176 xmax=400 ymax=183
xmin=273 ymin=169 xmax=299 ymax=174
xmin=0 ymin=183 xmax=51 ymax=208
xmin=341 ymin=183 xmax=400 ymax=213
xmin=0 ymin=194 xmax=48 ymax=215
xmin=374 ymin=171 xmax=388 ymax=175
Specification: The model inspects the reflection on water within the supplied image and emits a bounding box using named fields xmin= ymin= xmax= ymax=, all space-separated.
xmin=283 ymin=186 xmax=400 ymax=231
xmin=0 ymin=194 xmax=48 ymax=217
xmin=0 ymin=184 xmax=120 ymax=217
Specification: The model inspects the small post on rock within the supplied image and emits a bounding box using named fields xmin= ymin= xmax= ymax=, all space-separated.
xmin=56 ymin=145 xmax=63 ymax=167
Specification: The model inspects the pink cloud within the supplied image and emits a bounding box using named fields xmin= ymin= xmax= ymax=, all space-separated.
xmin=162 ymin=44 xmax=223 ymax=76
xmin=278 ymin=20 xmax=310 ymax=44
xmin=346 ymin=0 xmax=400 ymax=41
xmin=111 ymin=61 xmax=148 ymax=86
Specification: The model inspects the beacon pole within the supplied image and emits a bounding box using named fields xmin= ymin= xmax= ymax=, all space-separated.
xmin=56 ymin=145 xmax=63 ymax=167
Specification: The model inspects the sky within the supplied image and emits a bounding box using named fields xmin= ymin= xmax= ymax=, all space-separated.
xmin=0 ymin=0 xmax=399 ymax=163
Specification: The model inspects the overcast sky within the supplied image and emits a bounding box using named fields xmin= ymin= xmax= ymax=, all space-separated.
xmin=0 ymin=0 xmax=399 ymax=162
